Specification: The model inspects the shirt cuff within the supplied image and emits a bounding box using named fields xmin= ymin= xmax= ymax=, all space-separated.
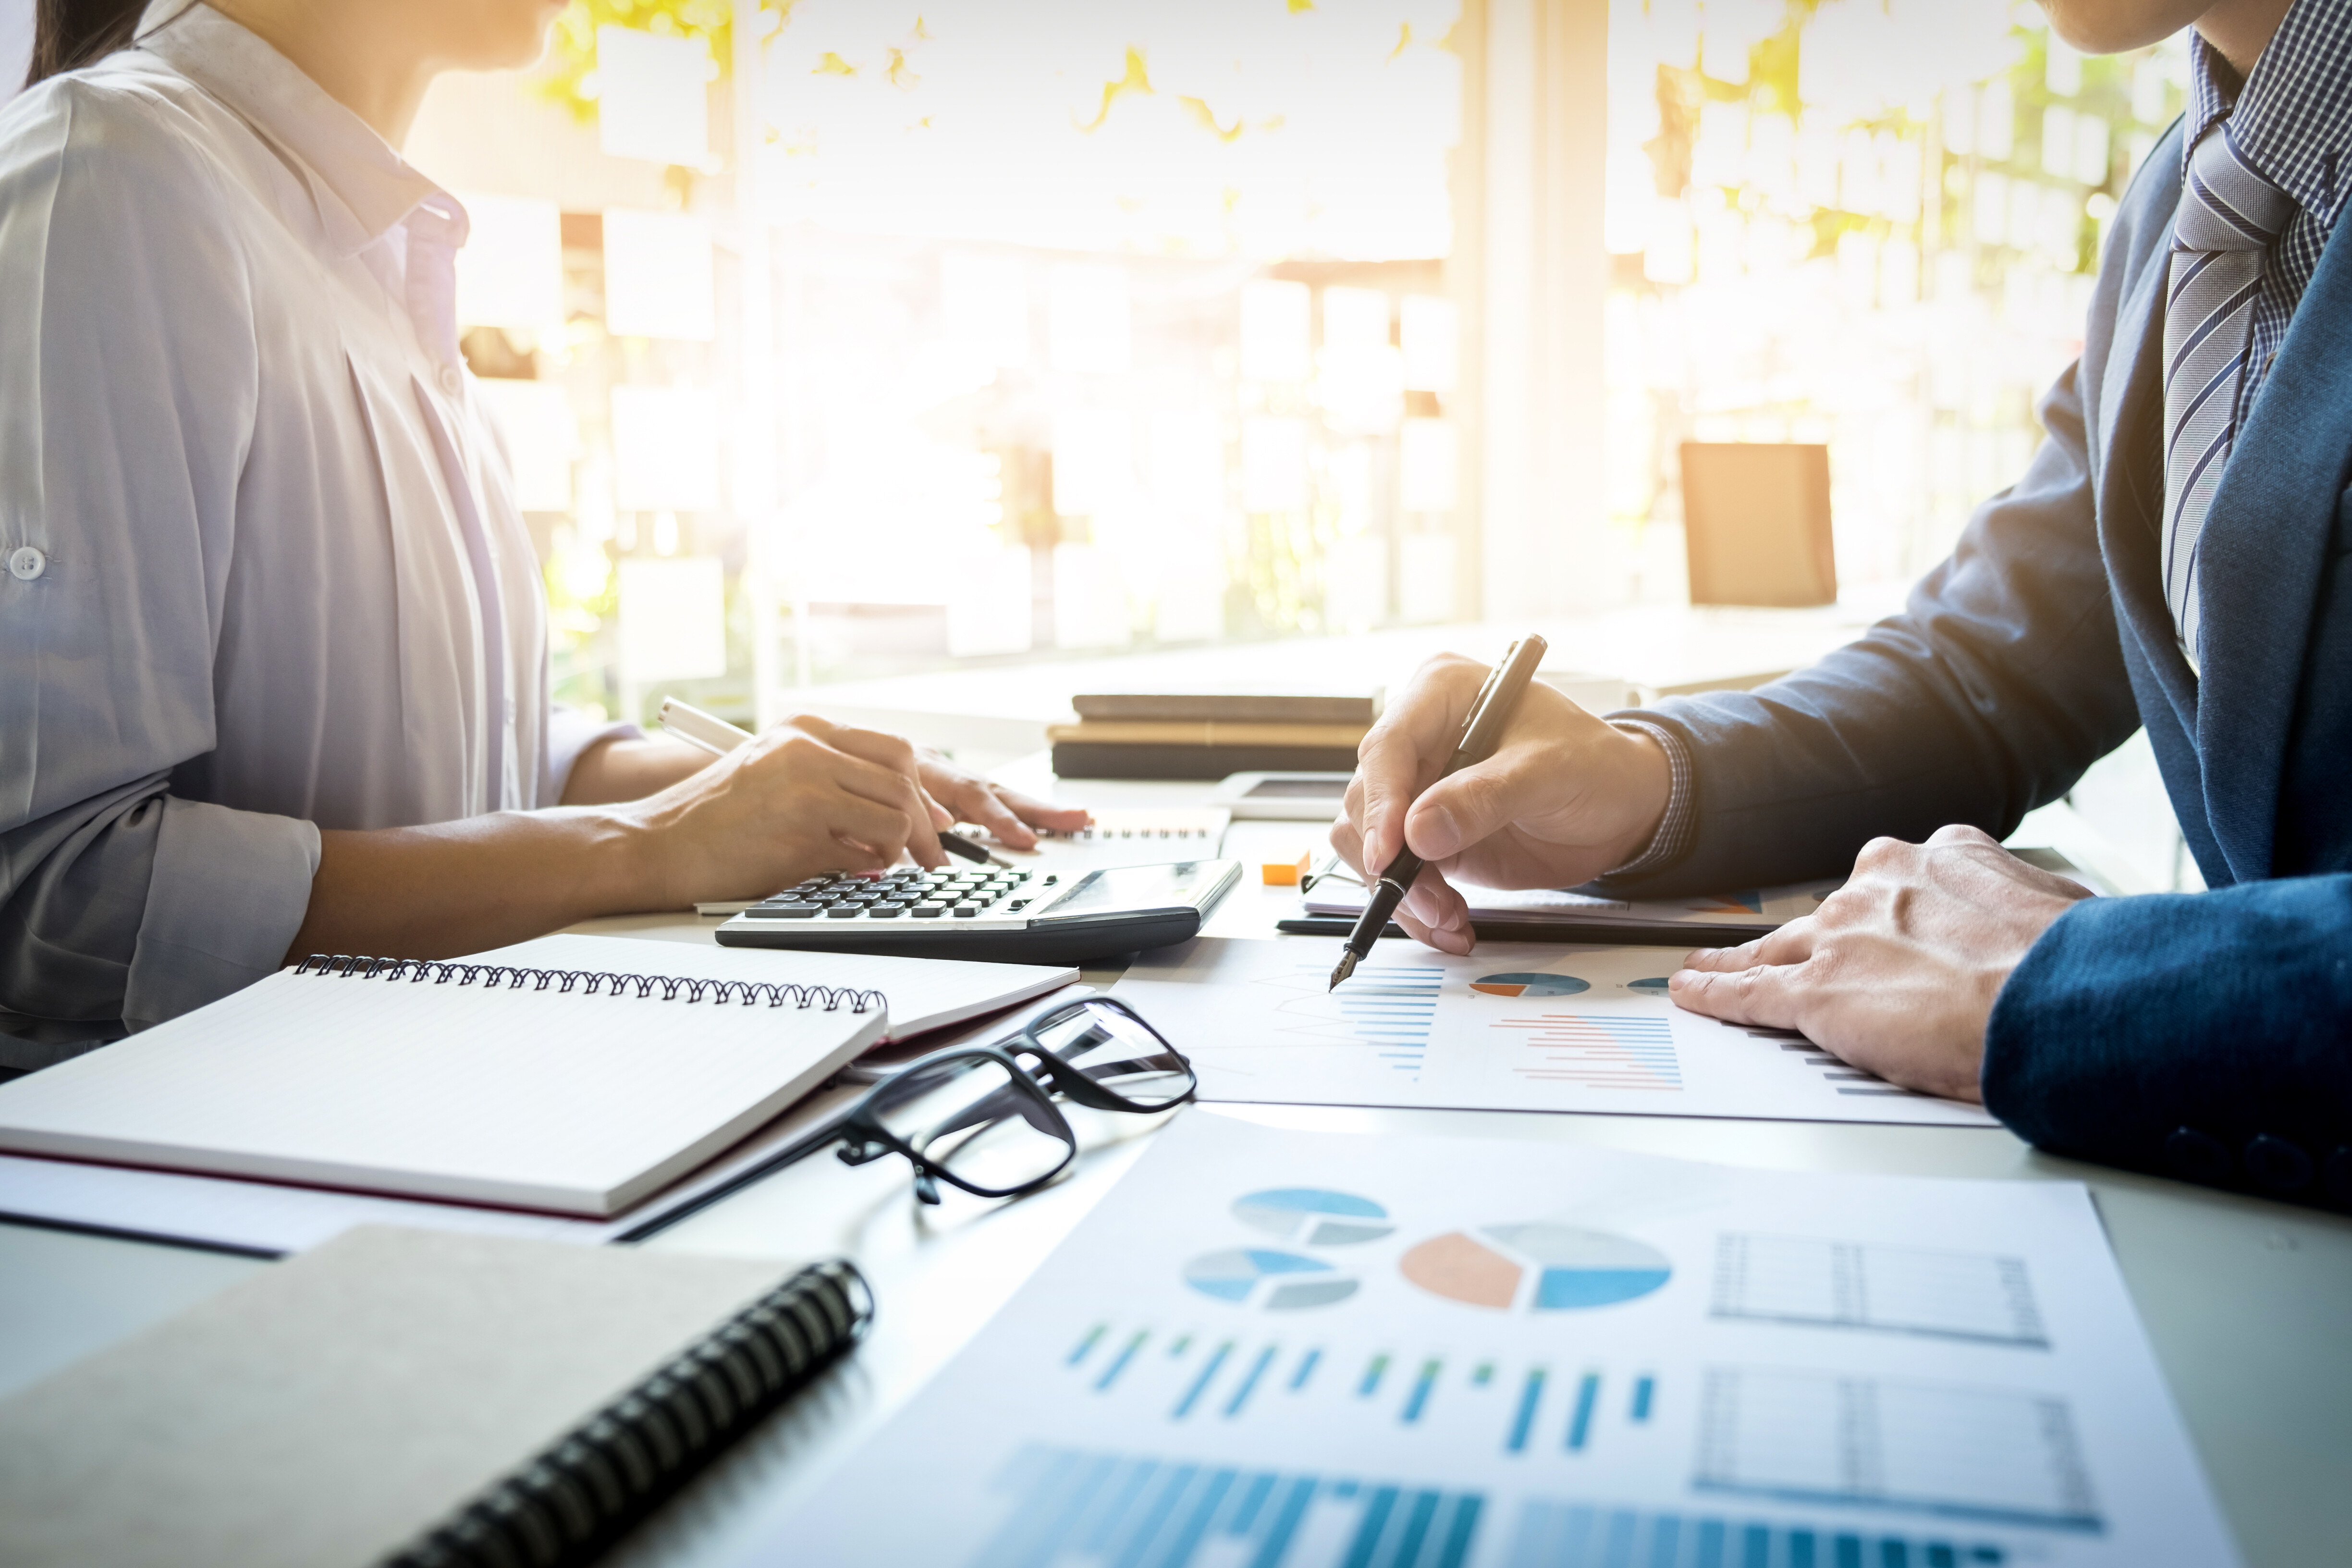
xmin=122 ymin=796 xmax=322 ymax=1032
xmin=1603 ymin=719 xmax=1696 ymax=878
xmin=544 ymin=705 xmax=643 ymax=804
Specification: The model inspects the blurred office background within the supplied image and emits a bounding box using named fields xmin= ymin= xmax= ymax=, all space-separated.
xmin=0 ymin=0 xmax=2196 ymax=887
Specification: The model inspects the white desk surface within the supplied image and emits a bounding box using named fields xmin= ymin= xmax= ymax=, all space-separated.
xmin=3 ymin=777 xmax=2347 ymax=1568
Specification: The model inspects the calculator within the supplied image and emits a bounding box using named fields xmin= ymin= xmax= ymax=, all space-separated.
xmin=714 ymin=859 xmax=1243 ymax=966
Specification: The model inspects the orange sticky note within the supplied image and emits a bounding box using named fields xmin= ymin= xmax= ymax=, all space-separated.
xmin=1262 ymin=853 xmax=1312 ymax=887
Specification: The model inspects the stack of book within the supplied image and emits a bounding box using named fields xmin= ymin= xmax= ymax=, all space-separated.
xmin=1048 ymin=688 xmax=1381 ymax=779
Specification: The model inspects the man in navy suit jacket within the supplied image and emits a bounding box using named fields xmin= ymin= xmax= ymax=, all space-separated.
xmin=1336 ymin=0 xmax=2352 ymax=1210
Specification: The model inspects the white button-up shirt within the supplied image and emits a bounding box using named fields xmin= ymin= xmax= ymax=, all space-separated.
xmin=0 ymin=4 xmax=624 ymax=1063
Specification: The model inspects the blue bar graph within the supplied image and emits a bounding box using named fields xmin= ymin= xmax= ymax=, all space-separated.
xmin=975 ymin=1446 xmax=1485 ymax=1568
xmin=1172 ymin=1340 xmax=1233 ymax=1419
xmin=1298 ymin=962 xmax=1445 ymax=1071
xmin=1503 ymin=1500 xmax=2008 ymax=1568
xmin=1565 ymin=1373 xmax=1600 ymax=1451
xmin=1507 ymin=1368 xmax=1546 ymax=1453
xmin=1402 ymin=1359 xmax=1442 ymax=1423
xmin=1068 ymin=1324 xmax=1655 ymax=1458
xmin=1096 ymin=1330 xmax=1148 ymax=1391
xmin=1224 ymin=1345 xmax=1278 ymax=1419
xmin=971 ymin=1449 xmax=2008 ymax=1568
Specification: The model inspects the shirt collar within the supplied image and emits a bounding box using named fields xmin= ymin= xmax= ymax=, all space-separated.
xmin=134 ymin=1 xmax=455 ymax=259
xmin=2181 ymin=0 xmax=2352 ymax=225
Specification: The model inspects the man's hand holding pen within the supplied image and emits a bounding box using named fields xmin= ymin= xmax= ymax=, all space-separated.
xmin=1329 ymin=651 xmax=1673 ymax=956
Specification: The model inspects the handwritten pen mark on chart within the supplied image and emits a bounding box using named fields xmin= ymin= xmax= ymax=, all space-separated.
xmin=1259 ymin=962 xmax=1444 ymax=1074
xmin=1494 ymin=1012 xmax=1682 ymax=1090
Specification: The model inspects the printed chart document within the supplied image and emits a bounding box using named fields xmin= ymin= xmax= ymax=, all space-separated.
xmin=1302 ymin=876 xmax=1838 ymax=940
xmin=762 ymin=1113 xmax=2237 ymax=1568
xmin=1112 ymin=938 xmax=1994 ymax=1126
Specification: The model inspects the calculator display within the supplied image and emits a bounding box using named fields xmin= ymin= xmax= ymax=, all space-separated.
xmin=1038 ymin=862 xmax=1218 ymax=920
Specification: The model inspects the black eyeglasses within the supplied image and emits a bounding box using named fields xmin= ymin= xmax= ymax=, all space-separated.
xmin=831 ymin=997 xmax=1195 ymax=1205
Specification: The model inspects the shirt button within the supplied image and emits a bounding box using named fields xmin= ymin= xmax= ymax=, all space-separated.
xmin=2243 ymin=1133 xmax=2314 ymax=1193
xmin=439 ymin=365 xmax=463 ymax=395
xmin=6 ymin=546 xmax=44 ymax=581
xmin=2163 ymin=1126 xmax=2230 ymax=1182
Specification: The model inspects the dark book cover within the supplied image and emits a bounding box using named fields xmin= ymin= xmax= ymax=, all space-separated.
xmin=1050 ymin=741 xmax=1363 ymax=781
xmin=1070 ymin=689 xmax=1383 ymax=725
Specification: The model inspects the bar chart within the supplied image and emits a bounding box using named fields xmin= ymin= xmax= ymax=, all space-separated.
xmin=1492 ymin=1012 xmax=1684 ymax=1091
xmin=969 ymin=1447 xmax=1484 ymax=1568
xmin=1258 ymin=961 xmax=1447 ymax=1074
xmin=1504 ymin=1498 xmax=2011 ymax=1568
xmin=964 ymin=1446 xmax=2018 ymax=1568
xmin=1064 ymin=1319 xmax=1661 ymax=1459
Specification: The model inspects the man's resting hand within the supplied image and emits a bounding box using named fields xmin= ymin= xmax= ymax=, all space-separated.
xmin=1667 ymin=825 xmax=2091 ymax=1102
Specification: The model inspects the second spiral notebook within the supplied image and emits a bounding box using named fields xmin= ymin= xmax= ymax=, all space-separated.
xmin=0 ymin=934 xmax=1076 ymax=1215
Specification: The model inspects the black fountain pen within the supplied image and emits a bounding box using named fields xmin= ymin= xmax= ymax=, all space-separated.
xmin=1329 ymin=633 xmax=1550 ymax=991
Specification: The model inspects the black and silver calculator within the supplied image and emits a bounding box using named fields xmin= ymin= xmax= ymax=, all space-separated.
xmin=714 ymin=858 xmax=1242 ymax=966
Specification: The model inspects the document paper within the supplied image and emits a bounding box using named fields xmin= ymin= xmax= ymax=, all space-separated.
xmin=1112 ymin=937 xmax=1996 ymax=1126
xmin=765 ymin=1112 xmax=2237 ymax=1568
xmin=1302 ymin=876 xmax=1837 ymax=936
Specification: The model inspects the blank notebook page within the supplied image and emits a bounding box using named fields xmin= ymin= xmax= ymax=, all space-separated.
xmin=0 ymin=947 xmax=891 ymax=1215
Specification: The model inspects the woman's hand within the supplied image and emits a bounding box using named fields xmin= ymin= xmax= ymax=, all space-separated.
xmin=288 ymin=714 xmax=1100 ymax=962
xmin=913 ymin=747 xmax=1093 ymax=848
xmin=1332 ymin=652 xmax=1673 ymax=953
xmin=619 ymin=714 xmax=956 ymax=906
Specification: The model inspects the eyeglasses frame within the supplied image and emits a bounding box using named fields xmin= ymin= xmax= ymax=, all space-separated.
xmin=833 ymin=995 xmax=1196 ymax=1205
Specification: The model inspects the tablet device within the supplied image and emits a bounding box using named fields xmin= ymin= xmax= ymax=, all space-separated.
xmin=1206 ymin=771 xmax=1354 ymax=820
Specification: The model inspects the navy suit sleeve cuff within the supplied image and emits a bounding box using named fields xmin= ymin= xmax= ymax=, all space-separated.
xmin=1983 ymin=878 xmax=2352 ymax=1210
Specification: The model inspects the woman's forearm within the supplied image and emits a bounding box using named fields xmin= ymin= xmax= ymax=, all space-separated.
xmin=279 ymin=715 xmax=1097 ymax=967
xmin=282 ymin=808 xmax=652 ymax=963
xmin=561 ymin=735 xmax=714 ymax=805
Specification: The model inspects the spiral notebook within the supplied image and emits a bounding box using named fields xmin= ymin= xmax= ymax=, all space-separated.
xmin=0 ymin=1226 xmax=873 ymax=1568
xmin=0 ymin=934 xmax=1075 ymax=1217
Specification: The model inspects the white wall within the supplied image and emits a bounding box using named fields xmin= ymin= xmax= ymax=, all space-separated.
xmin=0 ymin=0 xmax=34 ymax=112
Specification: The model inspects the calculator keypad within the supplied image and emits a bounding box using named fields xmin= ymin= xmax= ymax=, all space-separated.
xmin=741 ymin=867 xmax=1043 ymax=926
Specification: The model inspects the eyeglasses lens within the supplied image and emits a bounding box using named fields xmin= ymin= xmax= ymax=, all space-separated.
xmin=1027 ymin=1003 xmax=1196 ymax=1111
xmin=873 ymin=1054 xmax=1073 ymax=1194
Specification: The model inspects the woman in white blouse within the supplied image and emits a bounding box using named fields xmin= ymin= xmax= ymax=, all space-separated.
xmin=0 ymin=0 xmax=1086 ymax=1068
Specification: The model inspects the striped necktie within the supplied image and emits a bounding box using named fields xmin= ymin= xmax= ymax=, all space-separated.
xmin=2162 ymin=123 xmax=2296 ymax=665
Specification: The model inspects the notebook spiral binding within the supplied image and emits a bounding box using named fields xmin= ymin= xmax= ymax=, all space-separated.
xmin=383 ymin=1259 xmax=875 ymax=1568
xmin=294 ymin=953 xmax=885 ymax=1014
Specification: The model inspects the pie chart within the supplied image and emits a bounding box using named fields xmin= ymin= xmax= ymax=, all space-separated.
xmin=1233 ymin=1188 xmax=1394 ymax=1246
xmin=1184 ymin=1249 xmax=1360 ymax=1311
xmin=1400 ymin=1224 xmax=1670 ymax=1311
xmin=1626 ymin=977 xmax=1671 ymax=996
xmin=1470 ymin=973 xmax=1591 ymax=998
